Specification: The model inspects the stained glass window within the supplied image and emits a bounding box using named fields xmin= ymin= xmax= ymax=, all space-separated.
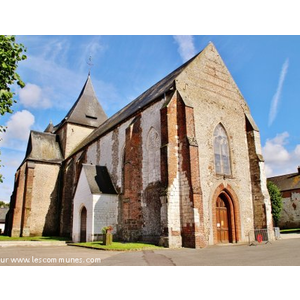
xmin=213 ymin=124 xmax=231 ymax=176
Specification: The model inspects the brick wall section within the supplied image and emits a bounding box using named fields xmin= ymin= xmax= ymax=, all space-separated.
xmin=177 ymin=96 xmax=207 ymax=248
xmin=21 ymin=162 xmax=35 ymax=236
xmin=60 ymin=151 xmax=87 ymax=237
xmin=160 ymin=91 xmax=206 ymax=248
xmin=9 ymin=164 xmax=26 ymax=237
xmin=160 ymin=92 xmax=182 ymax=247
xmin=122 ymin=115 xmax=143 ymax=241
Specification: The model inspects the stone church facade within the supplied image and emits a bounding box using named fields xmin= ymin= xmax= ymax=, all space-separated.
xmin=5 ymin=43 xmax=273 ymax=248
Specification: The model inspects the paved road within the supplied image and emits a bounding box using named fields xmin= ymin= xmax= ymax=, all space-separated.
xmin=0 ymin=244 xmax=119 ymax=266
xmin=99 ymin=236 xmax=300 ymax=266
xmin=1 ymin=235 xmax=300 ymax=266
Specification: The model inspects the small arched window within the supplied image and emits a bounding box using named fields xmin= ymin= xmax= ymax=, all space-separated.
xmin=213 ymin=124 xmax=231 ymax=176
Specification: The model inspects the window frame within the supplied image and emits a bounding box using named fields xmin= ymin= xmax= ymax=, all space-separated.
xmin=213 ymin=123 xmax=232 ymax=177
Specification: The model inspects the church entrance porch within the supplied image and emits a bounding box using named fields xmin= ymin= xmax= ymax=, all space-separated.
xmin=212 ymin=184 xmax=241 ymax=245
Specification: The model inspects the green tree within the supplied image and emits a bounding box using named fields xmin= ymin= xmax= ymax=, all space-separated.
xmin=0 ymin=200 xmax=9 ymax=208
xmin=267 ymin=181 xmax=283 ymax=227
xmin=0 ymin=35 xmax=27 ymax=183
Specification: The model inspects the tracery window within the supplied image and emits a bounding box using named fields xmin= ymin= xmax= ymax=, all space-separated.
xmin=213 ymin=124 xmax=231 ymax=176
xmin=146 ymin=127 xmax=160 ymax=183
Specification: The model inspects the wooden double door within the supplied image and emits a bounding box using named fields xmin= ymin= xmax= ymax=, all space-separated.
xmin=216 ymin=195 xmax=231 ymax=243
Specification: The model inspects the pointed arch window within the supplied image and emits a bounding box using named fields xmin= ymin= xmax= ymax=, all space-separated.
xmin=146 ymin=127 xmax=160 ymax=183
xmin=213 ymin=124 xmax=231 ymax=176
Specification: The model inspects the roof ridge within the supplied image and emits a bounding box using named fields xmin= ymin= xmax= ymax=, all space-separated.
xmin=68 ymin=50 xmax=203 ymax=157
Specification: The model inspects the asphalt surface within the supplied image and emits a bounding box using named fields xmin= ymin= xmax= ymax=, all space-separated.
xmin=1 ymin=234 xmax=300 ymax=266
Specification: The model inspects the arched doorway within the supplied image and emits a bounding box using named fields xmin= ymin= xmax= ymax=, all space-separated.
xmin=80 ymin=206 xmax=87 ymax=242
xmin=216 ymin=194 xmax=231 ymax=243
xmin=212 ymin=184 xmax=241 ymax=244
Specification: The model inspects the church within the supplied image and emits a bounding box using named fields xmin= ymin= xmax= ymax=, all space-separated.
xmin=5 ymin=43 xmax=273 ymax=248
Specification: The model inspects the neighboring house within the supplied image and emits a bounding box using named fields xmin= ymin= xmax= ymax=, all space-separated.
xmin=0 ymin=207 xmax=9 ymax=234
xmin=268 ymin=167 xmax=300 ymax=229
xmin=5 ymin=43 xmax=273 ymax=248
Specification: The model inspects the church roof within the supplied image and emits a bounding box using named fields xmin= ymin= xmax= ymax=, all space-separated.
xmin=268 ymin=168 xmax=300 ymax=192
xmin=25 ymin=131 xmax=63 ymax=164
xmin=71 ymin=49 xmax=203 ymax=155
xmin=82 ymin=164 xmax=117 ymax=195
xmin=55 ymin=75 xmax=108 ymax=131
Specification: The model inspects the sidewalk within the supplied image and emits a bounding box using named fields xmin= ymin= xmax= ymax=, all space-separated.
xmin=0 ymin=241 xmax=67 ymax=247
xmin=280 ymin=233 xmax=300 ymax=239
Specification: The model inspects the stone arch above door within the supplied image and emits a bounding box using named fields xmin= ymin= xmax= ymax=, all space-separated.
xmin=212 ymin=184 xmax=241 ymax=244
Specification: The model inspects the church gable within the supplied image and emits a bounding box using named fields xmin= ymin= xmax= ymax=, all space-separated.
xmin=176 ymin=42 xmax=249 ymax=112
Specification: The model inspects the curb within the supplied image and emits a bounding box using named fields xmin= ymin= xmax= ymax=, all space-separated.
xmin=0 ymin=241 xmax=67 ymax=247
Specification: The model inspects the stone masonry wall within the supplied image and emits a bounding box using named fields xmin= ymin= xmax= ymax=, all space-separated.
xmin=9 ymin=164 xmax=26 ymax=237
xmin=30 ymin=163 xmax=61 ymax=236
xmin=176 ymin=43 xmax=256 ymax=244
xmin=279 ymin=189 xmax=300 ymax=229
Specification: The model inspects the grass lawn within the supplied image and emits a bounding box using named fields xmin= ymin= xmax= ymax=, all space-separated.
xmin=70 ymin=241 xmax=163 ymax=251
xmin=280 ymin=228 xmax=300 ymax=233
xmin=0 ymin=236 xmax=70 ymax=241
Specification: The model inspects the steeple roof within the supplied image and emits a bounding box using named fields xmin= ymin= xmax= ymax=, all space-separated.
xmin=56 ymin=75 xmax=107 ymax=130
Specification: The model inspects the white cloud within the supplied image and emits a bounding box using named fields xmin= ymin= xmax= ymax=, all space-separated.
xmin=19 ymin=83 xmax=52 ymax=109
xmin=23 ymin=56 xmax=120 ymax=113
xmin=173 ymin=35 xmax=197 ymax=62
xmin=262 ymin=132 xmax=300 ymax=177
xmin=268 ymin=58 xmax=289 ymax=127
xmin=263 ymin=132 xmax=290 ymax=164
xmin=0 ymin=110 xmax=35 ymax=150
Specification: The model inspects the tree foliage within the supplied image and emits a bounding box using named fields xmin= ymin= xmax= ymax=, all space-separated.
xmin=0 ymin=200 xmax=9 ymax=208
xmin=267 ymin=181 xmax=283 ymax=227
xmin=0 ymin=35 xmax=27 ymax=183
xmin=0 ymin=35 xmax=27 ymax=117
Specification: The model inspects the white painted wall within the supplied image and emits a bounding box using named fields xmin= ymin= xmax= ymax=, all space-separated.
xmin=72 ymin=170 xmax=93 ymax=242
xmin=72 ymin=168 xmax=119 ymax=243
xmin=93 ymin=194 xmax=118 ymax=237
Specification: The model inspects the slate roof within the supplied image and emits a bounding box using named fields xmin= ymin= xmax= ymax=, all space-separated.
xmin=25 ymin=131 xmax=63 ymax=163
xmin=0 ymin=208 xmax=9 ymax=223
xmin=268 ymin=168 xmax=300 ymax=191
xmin=70 ymin=50 xmax=203 ymax=156
xmin=82 ymin=164 xmax=117 ymax=195
xmin=55 ymin=75 xmax=108 ymax=131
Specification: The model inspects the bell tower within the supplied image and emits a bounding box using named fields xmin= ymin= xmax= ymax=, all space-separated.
xmin=54 ymin=75 xmax=107 ymax=158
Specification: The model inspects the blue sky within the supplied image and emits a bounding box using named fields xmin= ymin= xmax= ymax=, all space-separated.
xmin=1 ymin=35 xmax=300 ymax=202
